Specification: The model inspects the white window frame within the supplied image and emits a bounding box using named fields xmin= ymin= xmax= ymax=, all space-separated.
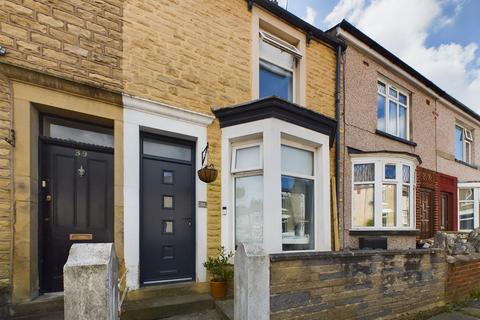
xmin=457 ymin=183 xmax=480 ymax=232
xmin=231 ymin=142 xmax=263 ymax=173
xmin=259 ymin=30 xmax=298 ymax=103
xmin=220 ymin=118 xmax=331 ymax=254
xmin=377 ymin=79 xmax=410 ymax=140
xmin=351 ymin=156 xmax=416 ymax=230
xmin=281 ymin=140 xmax=316 ymax=250
xmin=251 ymin=7 xmax=307 ymax=105
xmin=455 ymin=124 xmax=473 ymax=164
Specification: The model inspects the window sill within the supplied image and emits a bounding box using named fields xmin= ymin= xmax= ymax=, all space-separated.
xmin=455 ymin=159 xmax=478 ymax=170
xmin=349 ymin=229 xmax=419 ymax=236
xmin=375 ymin=130 xmax=417 ymax=147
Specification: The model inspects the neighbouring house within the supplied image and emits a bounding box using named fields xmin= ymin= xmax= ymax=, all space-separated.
xmin=328 ymin=20 xmax=480 ymax=250
xmin=0 ymin=0 xmax=343 ymax=312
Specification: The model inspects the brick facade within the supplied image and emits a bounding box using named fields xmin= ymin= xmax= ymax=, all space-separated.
xmin=0 ymin=0 xmax=339 ymax=305
xmin=446 ymin=259 xmax=480 ymax=302
xmin=0 ymin=74 xmax=11 ymax=317
xmin=270 ymin=249 xmax=447 ymax=319
xmin=0 ymin=0 xmax=123 ymax=90
xmin=123 ymin=0 xmax=338 ymax=256
xmin=416 ymin=167 xmax=458 ymax=239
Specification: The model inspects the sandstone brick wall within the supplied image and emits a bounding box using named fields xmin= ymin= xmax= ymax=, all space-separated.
xmin=123 ymin=0 xmax=252 ymax=256
xmin=270 ymin=249 xmax=446 ymax=319
xmin=446 ymin=259 xmax=480 ymax=302
xmin=0 ymin=75 xmax=12 ymax=317
xmin=0 ymin=0 xmax=123 ymax=90
xmin=123 ymin=0 xmax=338 ymax=255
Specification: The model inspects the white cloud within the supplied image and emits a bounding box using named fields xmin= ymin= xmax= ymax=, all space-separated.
xmin=303 ymin=6 xmax=317 ymax=25
xmin=324 ymin=0 xmax=366 ymax=27
xmin=323 ymin=0 xmax=480 ymax=111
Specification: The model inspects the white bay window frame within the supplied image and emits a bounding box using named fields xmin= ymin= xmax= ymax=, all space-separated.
xmin=221 ymin=118 xmax=331 ymax=253
xmin=351 ymin=156 xmax=416 ymax=230
xmin=458 ymin=182 xmax=480 ymax=232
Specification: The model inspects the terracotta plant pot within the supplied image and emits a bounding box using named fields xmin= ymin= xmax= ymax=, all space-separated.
xmin=210 ymin=280 xmax=227 ymax=299
xmin=197 ymin=165 xmax=218 ymax=183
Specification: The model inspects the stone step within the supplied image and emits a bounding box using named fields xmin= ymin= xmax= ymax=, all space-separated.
xmin=121 ymin=293 xmax=215 ymax=320
xmin=9 ymin=311 xmax=64 ymax=320
xmin=214 ymin=299 xmax=233 ymax=320
xmin=8 ymin=294 xmax=64 ymax=319
xmin=126 ymin=282 xmax=210 ymax=302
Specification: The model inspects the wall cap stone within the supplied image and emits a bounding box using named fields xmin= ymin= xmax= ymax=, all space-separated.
xmin=270 ymin=248 xmax=444 ymax=262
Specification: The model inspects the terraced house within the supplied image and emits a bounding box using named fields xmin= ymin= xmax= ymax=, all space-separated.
xmin=0 ymin=0 xmax=343 ymax=316
xmin=329 ymin=21 xmax=480 ymax=250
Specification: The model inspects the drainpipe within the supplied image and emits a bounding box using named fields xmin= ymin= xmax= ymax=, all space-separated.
xmin=335 ymin=44 xmax=342 ymax=250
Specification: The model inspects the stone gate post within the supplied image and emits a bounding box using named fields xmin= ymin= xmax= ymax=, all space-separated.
xmin=64 ymin=243 xmax=118 ymax=320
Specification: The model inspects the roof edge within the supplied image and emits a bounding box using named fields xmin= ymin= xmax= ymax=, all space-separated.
xmin=333 ymin=19 xmax=480 ymax=122
xmin=248 ymin=0 xmax=346 ymax=49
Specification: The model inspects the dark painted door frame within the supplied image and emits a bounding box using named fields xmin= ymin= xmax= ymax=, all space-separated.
xmin=419 ymin=188 xmax=434 ymax=239
xmin=139 ymin=132 xmax=196 ymax=285
xmin=39 ymin=136 xmax=114 ymax=293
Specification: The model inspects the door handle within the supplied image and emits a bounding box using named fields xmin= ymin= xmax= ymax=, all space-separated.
xmin=184 ymin=218 xmax=192 ymax=226
xmin=45 ymin=194 xmax=52 ymax=202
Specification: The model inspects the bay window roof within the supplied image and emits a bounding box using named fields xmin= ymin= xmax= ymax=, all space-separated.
xmin=212 ymin=96 xmax=337 ymax=147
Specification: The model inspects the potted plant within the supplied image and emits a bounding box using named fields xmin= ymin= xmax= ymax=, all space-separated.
xmin=203 ymin=247 xmax=234 ymax=298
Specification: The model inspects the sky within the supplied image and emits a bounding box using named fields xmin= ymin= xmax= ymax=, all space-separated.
xmin=276 ymin=0 xmax=480 ymax=112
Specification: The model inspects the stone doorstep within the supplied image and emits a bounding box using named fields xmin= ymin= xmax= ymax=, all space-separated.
xmin=121 ymin=293 xmax=215 ymax=320
xmin=126 ymin=282 xmax=211 ymax=301
xmin=8 ymin=293 xmax=64 ymax=318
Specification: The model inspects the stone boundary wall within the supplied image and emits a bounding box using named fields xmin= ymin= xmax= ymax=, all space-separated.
xmin=269 ymin=249 xmax=447 ymax=320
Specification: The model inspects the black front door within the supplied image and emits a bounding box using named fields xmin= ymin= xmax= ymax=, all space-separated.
xmin=140 ymin=134 xmax=195 ymax=285
xmin=41 ymin=139 xmax=114 ymax=292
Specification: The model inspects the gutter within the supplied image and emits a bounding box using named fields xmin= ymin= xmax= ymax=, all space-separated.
xmin=334 ymin=20 xmax=480 ymax=122
xmin=335 ymin=45 xmax=342 ymax=249
xmin=246 ymin=0 xmax=346 ymax=50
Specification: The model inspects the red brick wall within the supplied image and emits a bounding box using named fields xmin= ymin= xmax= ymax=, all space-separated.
xmin=446 ymin=260 xmax=480 ymax=302
xmin=416 ymin=167 xmax=458 ymax=238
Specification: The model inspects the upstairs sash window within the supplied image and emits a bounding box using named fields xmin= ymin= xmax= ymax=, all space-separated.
xmin=377 ymin=80 xmax=409 ymax=140
xmin=259 ymin=31 xmax=301 ymax=102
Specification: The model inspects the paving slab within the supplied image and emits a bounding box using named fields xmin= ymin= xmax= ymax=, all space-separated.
xmin=160 ymin=309 xmax=221 ymax=320
xmin=428 ymin=311 xmax=479 ymax=320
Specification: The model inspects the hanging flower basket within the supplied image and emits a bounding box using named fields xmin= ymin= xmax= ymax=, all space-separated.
xmin=198 ymin=164 xmax=218 ymax=183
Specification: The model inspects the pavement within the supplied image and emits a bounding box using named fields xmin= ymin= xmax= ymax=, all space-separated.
xmin=429 ymin=300 xmax=480 ymax=320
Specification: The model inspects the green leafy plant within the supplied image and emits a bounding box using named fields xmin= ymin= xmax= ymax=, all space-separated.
xmin=203 ymin=247 xmax=234 ymax=282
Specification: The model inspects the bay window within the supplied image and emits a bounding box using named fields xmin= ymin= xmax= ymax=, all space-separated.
xmin=458 ymin=188 xmax=474 ymax=231
xmin=352 ymin=157 xmax=415 ymax=230
xmin=377 ymin=80 xmax=409 ymax=140
xmin=455 ymin=124 xmax=473 ymax=164
xmin=281 ymin=144 xmax=315 ymax=251
xmin=232 ymin=143 xmax=264 ymax=246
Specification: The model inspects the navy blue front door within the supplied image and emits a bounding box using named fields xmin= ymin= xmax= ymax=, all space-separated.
xmin=140 ymin=134 xmax=195 ymax=285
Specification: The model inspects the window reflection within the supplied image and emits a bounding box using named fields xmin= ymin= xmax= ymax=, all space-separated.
xmin=281 ymin=175 xmax=314 ymax=251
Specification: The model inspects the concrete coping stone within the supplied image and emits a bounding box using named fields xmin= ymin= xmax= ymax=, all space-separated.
xmin=447 ymin=253 xmax=480 ymax=264
xmin=270 ymin=248 xmax=444 ymax=262
xmin=64 ymin=243 xmax=114 ymax=267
